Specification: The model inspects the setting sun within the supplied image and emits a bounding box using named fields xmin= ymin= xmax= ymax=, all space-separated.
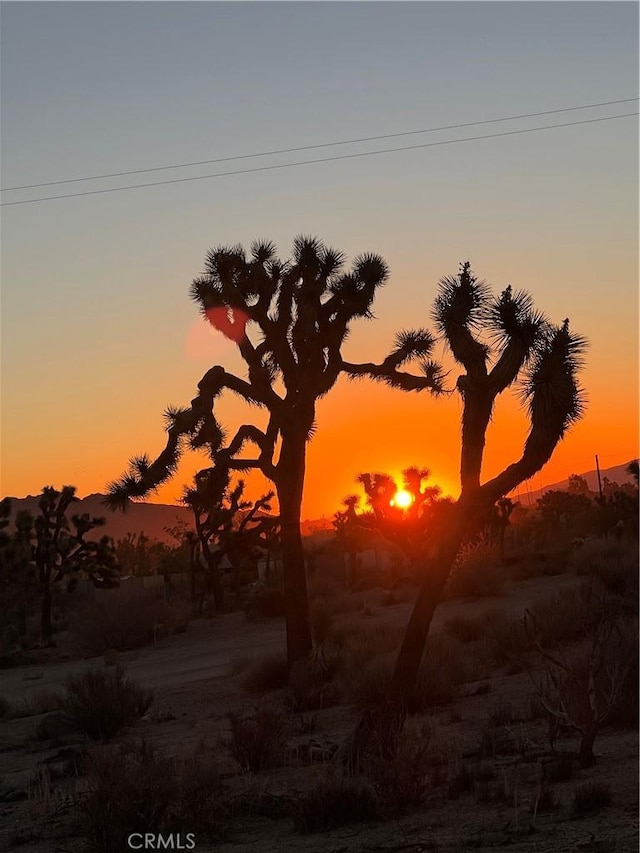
xmin=392 ymin=489 xmax=414 ymax=509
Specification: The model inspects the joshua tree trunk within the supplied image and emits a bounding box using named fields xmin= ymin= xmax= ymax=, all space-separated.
xmin=276 ymin=428 xmax=312 ymax=669
xmin=344 ymin=513 xmax=466 ymax=769
xmin=189 ymin=543 xmax=198 ymax=606
xmin=40 ymin=583 xmax=53 ymax=642
xmin=201 ymin=552 xmax=224 ymax=613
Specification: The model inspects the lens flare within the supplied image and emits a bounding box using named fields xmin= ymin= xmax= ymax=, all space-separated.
xmin=205 ymin=307 xmax=249 ymax=343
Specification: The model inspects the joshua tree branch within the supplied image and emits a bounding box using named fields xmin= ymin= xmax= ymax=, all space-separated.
xmin=218 ymin=423 xmax=277 ymax=480
xmin=341 ymin=360 xmax=443 ymax=392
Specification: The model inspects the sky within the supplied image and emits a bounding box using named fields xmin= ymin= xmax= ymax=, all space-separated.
xmin=1 ymin=1 xmax=638 ymax=520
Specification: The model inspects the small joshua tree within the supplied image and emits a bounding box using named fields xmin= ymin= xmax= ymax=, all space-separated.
xmin=355 ymin=467 xmax=451 ymax=574
xmin=332 ymin=494 xmax=367 ymax=588
xmin=3 ymin=487 xmax=119 ymax=641
xmin=106 ymin=237 xmax=428 ymax=669
xmin=0 ymin=499 xmax=38 ymax=643
xmin=182 ymin=466 xmax=277 ymax=612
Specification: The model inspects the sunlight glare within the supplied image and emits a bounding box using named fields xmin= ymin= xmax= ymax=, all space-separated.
xmin=392 ymin=489 xmax=414 ymax=509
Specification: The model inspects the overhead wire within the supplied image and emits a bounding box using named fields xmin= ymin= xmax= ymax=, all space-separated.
xmin=2 ymin=96 xmax=637 ymax=193
xmin=2 ymin=111 xmax=637 ymax=207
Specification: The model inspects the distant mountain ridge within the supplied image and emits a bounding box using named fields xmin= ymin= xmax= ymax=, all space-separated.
xmin=3 ymin=461 xmax=635 ymax=540
xmin=510 ymin=462 xmax=636 ymax=506
xmin=3 ymin=493 xmax=192 ymax=545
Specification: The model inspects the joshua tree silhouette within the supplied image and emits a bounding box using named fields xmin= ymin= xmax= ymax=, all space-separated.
xmin=182 ymin=467 xmax=276 ymax=612
xmin=343 ymin=261 xmax=587 ymax=763
xmin=1 ymin=487 xmax=118 ymax=641
xmin=106 ymin=237 xmax=435 ymax=668
xmin=354 ymin=467 xmax=451 ymax=572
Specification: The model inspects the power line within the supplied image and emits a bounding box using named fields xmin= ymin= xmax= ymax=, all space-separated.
xmin=2 ymin=97 xmax=637 ymax=193
xmin=2 ymin=111 xmax=636 ymax=208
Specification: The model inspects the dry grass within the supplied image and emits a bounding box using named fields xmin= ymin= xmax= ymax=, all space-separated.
xmin=63 ymin=667 xmax=153 ymax=740
xmin=571 ymin=538 xmax=638 ymax=598
xmin=445 ymin=539 xmax=506 ymax=599
xmin=336 ymin=631 xmax=485 ymax=713
xmin=224 ymin=708 xmax=286 ymax=772
xmin=77 ymin=742 xmax=225 ymax=852
xmin=284 ymin=660 xmax=340 ymax=712
xmin=5 ymin=687 xmax=67 ymax=720
xmin=291 ymin=772 xmax=380 ymax=833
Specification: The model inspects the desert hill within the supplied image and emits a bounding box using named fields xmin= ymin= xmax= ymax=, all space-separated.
xmin=3 ymin=493 xmax=192 ymax=545
xmin=3 ymin=461 xmax=635 ymax=543
xmin=513 ymin=461 xmax=636 ymax=505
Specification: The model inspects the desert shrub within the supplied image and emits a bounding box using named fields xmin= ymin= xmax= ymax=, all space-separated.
xmin=241 ymin=653 xmax=288 ymax=693
xmin=292 ymin=713 xmax=320 ymax=735
xmin=291 ymin=772 xmax=380 ymax=833
xmin=447 ymin=760 xmax=497 ymax=799
xmin=64 ymin=667 xmax=153 ymax=740
xmin=79 ymin=743 xmax=174 ymax=853
xmin=284 ymin=660 xmax=339 ymax=712
xmin=445 ymin=539 xmax=505 ymax=599
xmin=413 ymin=634 xmax=484 ymax=711
xmin=0 ymin=695 xmax=11 ymax=717
xmin=171 ymin=755 xmax=228 ymax=832
xmin=340 ymin=633 xmax=478 ymax=712
xmin=79 ymin=743 xmax=230 ymax=852
xmin=330 ymin=621 xmax=404 ymax=667
xmin=339 ymin=651 xmax=394 ymax=709
xmin=478 ymin=722 xmax=529 ymax=759
xmin=532 ymin=783 xmax=560 ymax=815
xmin=605 ymin=618 xmax=638 ymax=727
xmin=308 ymin=574 xmax=362 ymax=613
xmin=225 ymin=709 xmax=285 ymax=772
xmin=571 ymin=782 xmax=612 ymax=817
xmin=75 ymin=597 xmax=169 ymax=653
xmin=526 ymin=584 xmax=605 ymax=648
xmin=486 ymin=585 xmax=609 ymax=668
xmin=571 ymin=538 xmax=639 ymax=600
xmin=528 ymin=592 xmax=633 ymax=765
xmin=243 ymin=584 xmax=285 ymax=620
xmin=506 ymin=548 xmax=571 ymax=581
xmin=10 ymin=689 xmax=67 ymax=720
xmin=444 ymin=614 xmax=489 ymax=643
xmin=365 ymin=719 xmax=433 ymax=815
xmin=309 ymin=601 xmax=334 ymax=650
xmin=486 ymin=613 xmax=530 ymax=664
xmin=32 ymin=710 xmax=77 ymax=742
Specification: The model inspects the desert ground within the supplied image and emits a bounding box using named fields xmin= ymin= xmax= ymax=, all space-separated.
xmin=1 ymin=550 xmax=637 ymax=853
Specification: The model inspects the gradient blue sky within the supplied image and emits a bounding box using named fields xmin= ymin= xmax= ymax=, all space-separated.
xmin=1 ymin=2 xmax=638 ymax=516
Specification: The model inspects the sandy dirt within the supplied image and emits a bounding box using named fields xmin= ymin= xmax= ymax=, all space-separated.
xmin=1 ymin=574 xmax=637 ymax=853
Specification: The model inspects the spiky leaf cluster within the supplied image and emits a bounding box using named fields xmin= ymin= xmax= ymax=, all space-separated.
xmin=108 ymin=236 xmax=398 ymax=509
